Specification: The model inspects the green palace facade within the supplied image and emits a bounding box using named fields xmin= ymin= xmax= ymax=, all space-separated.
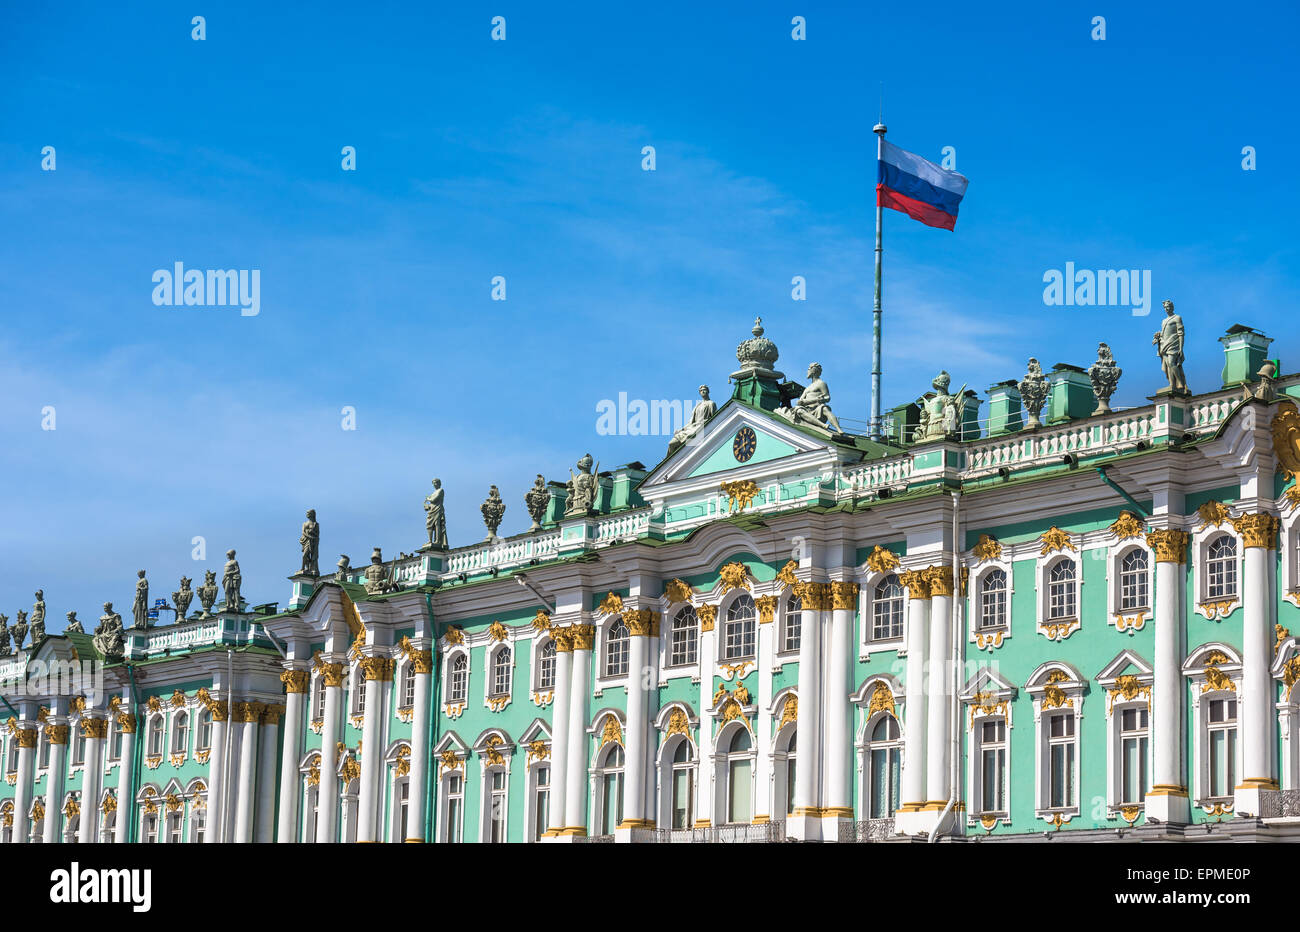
xmin=3 ymin=317 xmax=1300 ymax=844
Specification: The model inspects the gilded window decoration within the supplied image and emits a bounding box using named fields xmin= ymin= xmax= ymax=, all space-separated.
xmin=718 ymin=561 xmax=752 ymax=593
xmin=1197 ymin=500 xmax=1231 ymax=529
xmin=598 ymin=591 xmax=624 ymax=615
xmin=865 ymin=545 xmax=901 ymax=575
xmin=487 ymin=621 xmax=510 ymax=642
xmin=1109 ymin=511 xmax=1145 ymax=540
xmin=1039 ymin=526 xmax=1076 ymax=555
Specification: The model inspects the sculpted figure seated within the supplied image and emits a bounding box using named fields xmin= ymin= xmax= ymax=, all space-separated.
xmin=778 ymin=363 xmax=843 ymax=434
xmin=667 ymin=386 xmax=717 ymax=456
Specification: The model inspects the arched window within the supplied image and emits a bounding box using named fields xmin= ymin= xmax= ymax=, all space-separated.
xmin=401 ymin=660 xmax=416 ymax=709
xmin=490 ymin=647 xmax=512 ymax=698
xmin=1047 ymin=560 xmax=1077 ymax=619
xmin=448 ymin=654 xmax=468 ymax=703
xmin=172 ymin=711 xmax=189 ymax=757
xmin=605 ymin=618 xmax=630 ymax=677
xmin=537 ymin=640 xmax=556 ymax=691
xmin=723 ymin=594 xmax=756 ymax=660
xmin=669 ymin=740 xmax=695 ymax=830
xmin=597 ymin=744 xmax=625 ymax=836
xmin=1206 ymin=535 xmax=1238 ymax=600
xmin=724 ymin=728 xmax=753 ymax=824
xmin=1119 ymin=549 xmax=1149 ymax=610
xmin=196 ymin=709 xmax=212 ymax=752
xmin=867 ymin=716 xmax=902 ymax=818
xmin=782 ymin=594 xmax=802 ymax=653
xmin=669 ymin=606 xmax=698 ymax=666
xmin=148 ymin=716 xmax=164 ymax=756
xmin=979 ymin=569 xmax=1008 ymax=630
xmin=872 ymin=575 xmax=905 ymax=640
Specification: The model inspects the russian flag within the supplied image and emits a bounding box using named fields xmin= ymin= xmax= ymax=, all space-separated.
xmin=877 ymin=140 xmax=969 ymax=230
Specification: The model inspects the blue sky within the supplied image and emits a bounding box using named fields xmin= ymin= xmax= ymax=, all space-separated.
xmin=2 ymin=1 xmax=1297 ymax=631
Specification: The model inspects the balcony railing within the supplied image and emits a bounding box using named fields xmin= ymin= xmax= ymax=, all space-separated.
xmin=1258 ymin=789 xmax=1300 ymax=819
xmin=629 ymin=821 xmax=788 ymax=843
xmin=837 ymin=818 xmax=897 ymax=843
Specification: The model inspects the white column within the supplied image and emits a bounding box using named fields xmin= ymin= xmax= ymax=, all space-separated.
xmin=564 ymin=626 xmax=594 ymax=834
xmin=11 ymin=722 xmax=37 ymax=845
xmin=203 ymin=712 xmax=228 ymax=843
xmin=405 ymin=646 xmax=433 ymax=842
xmin=791 ymin=583 xmax=826 ymax=838
xmin=114 ymin=718 xmax=136 ymax=844
xmin=927 ymin=568 xmax=953 ymax=811
xmin=1147 ymin=529 xmax=1190 ymax=823
xmin=316 ymin=661 xmax=344 ymax=843
xmin=255 ymin=706 xmax=280 ymax=842
xmin=79 ymin=718 xmax=107 ymax=843
xmin=618 ymin=613 xmax=654 ymax=833
xmin=277 ymin=669 xmax=308 ymax=842
xmin=824 ymin=582 xmax=858 ymax=825
xmin=697 ymin=606 xmax=717 ymax=826
xmin=357 ymin=657 xmax=389 ymax=842
xmin=232 ymin=702 xmax=260 ymax=843
xmin=43 ymin=720 xmax=69 ymax=844
xmin=898 ymin=572 xmax=931 ymax=829
xmin=1238 ymin=515 xmax=1279 ymax=812
xmin=546 ymin=632 xmax=573 ymax=837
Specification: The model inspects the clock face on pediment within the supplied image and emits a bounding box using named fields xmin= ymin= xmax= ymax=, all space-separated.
xmin=732 ymin=426 xmax=757 ymax=462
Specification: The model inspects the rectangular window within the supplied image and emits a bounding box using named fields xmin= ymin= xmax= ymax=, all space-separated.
xmin=727 ymin=759 xmax=752 ymax=825
xmin=873 ymin=596 xmax=904 ymax=641
xmin=1208 ymin=698 xmax=1237 ymax=798
xmin=446 ymin=775 xmax=464 ymax=843
xmin=979 ymin=719 xmax=1006 ymax=813
xmin=167 ymin=811 xmax=183 ymax=844
xmin=601 ymin=771 xmax=624 ymax=835
xmin=534 ymin=766 xmax=550 ymax=840
xmin=403 ymin=668 xmax=417 ymax=708
xmin=672 ymin=767 xmax=693 ymax=829
xmin=143 ymin=814 xmax=158 ymax=844
xmin=783 ymin=601 xmax=802 ymax=653
xmin=192 ymin=810 xmax=205 ymax=843
xmin=395 ymin=780 xmax=409 ymax=840
xmin=1119 ymin=707 xmax=1148 ymax=805
xmin=489 ymin=771 xmax=507 ymax=842
xmin=1047 ymin=713 xmax=1075 ymax=808
xmin=670 ymin=618 xmax=697 ymax=666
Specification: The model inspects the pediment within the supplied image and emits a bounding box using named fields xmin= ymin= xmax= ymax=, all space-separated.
xmin=639 ymin=401 xmax=834 ymax=491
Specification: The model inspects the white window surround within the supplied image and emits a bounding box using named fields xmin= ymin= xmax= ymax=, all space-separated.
xmin=433 ymin=732 xmax=470 ymax=843
xmin=655 ymin=731 xmax=699 ymax=829
xmin=524 ymin=757 xmax=551 ymax=843
xmin=484 ymin=642 xmax=513 ymax=709
xmin=1034 ymin=550 xmax=1083 ymax=641
xmin=1096 ymin=649 xmax=1155 ymax=817
xmin=517 ymin=716 xmax=553 ymax=841
xmin=1191 ymin=522 xmax=1244 ymax=621
xmin=857 ymin=569 xmax=906 ymax=659
xmin=1271 ymin=636 xmax=1300 ymax=791
xmin=663 ymin=604 xmax=700 ymax=672
xmin=968 ymin=559 xmax=1014 ymax=651
xmin=594 ymin=612 xmax=630 ymax=690
xmin=1280 ymin=507 xmax=1300 ymax=608
xmin=1025 ymin=661 xmax=1086 ymax=824
xmin=717 ymin=590 xmax=758 ymax=665
xmin=711 ymin=719 xmax=756 ymax=827
xmin=777 ymin=593 xmax=802 ymax=658
xmin=531 ymin=635 xmax=556 ymax=701
xmin=1106 ymin=540 xmax=1154 ymax=634
xmin=443 ymin=649 xmax=470 ymax=710
xmin=960 ymin=668 xmax=1017 ymax=826
xmin=1182 ymin=643 xmax=1244 ymax=810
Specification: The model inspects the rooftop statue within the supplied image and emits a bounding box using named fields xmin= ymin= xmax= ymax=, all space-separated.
xmin=1019 ymin=358 xmax=1049 ymax=429
xmin=30 ymin=590 xmax=46 ymax=642
xmin=1248 ymin=359 xmax=1278 ymax=403
xmin=64 ymin=610 xmax=84 ymax=634
xmin=524 ymin=475 xmax=551 ymax=532
xmin=481 ymin=485 xmax=506 ymax=541
xmin=222 ymin=550 xmax=242 ymax=613
xmin=300 ymin=509 xmax=320 ymax=576
xmin=132 ymin=569 xmax=150 ymax=628
xmin=1088 ymin=342 xmax=1122 ymax=415
xmin=94 ymin=602 xmax=124 ymax=662
xmin=197 ymin=570 xmax=219 ymax=618
xmin=565 ymin=454 xmax=600 ymax=518
xmin=0 ymin=614 xmax=9 ymax=656
xmin=336 ymin=554 xmax=352 ymax=583
xmin=1153 ymin=299 xmax=1189 ymax=395
xmin=667 ymin=385 xmax=717 ymax=456
xmin=424 ymin=479 xmax=448 ymax=551
xmin=916 ymin=370 xmax=967 ymax=442
xmin=778 ymin=363 xmax=843 ymax=435
xmin=364 ymin=547 xmax=391 ymax=596
xmin=12 ymin=610 xmax=28 ymax=650
xmin=173 ymin=576 xmax=194 ymax=624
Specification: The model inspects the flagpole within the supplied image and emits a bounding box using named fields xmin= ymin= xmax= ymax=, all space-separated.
xmin=870 ymin=119 xmax=887 ymax=441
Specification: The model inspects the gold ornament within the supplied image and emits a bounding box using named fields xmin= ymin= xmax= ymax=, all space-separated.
xmin=1039 ymin=527 xmax=1075 ymax=555
xmin=666 ymin=708 xmax=691 ymax=737
xmin=600 ymin=715 xmax=623 ymax=747
xmin=444 ymin=626 xmax=465 ymax=646
xmin=280 ymin=669 xmax=310 ymax=694
xmin=697 ymin=604 xmax=718 ymax=632
xmin=487 ymin=621 xmax=510 ymax=642
xmin=971 ymin=535 xmax=1003 ymax=563
xmin=867 ymin=681 xmax=895 ymax=716
xmin=1146 ymin=529 xmax=1189 ymax=564
xmin=531 ymin=610 xmax=550 ymax=632
xmin=170 ymin=689 xmax=187 ymax=708
xmin=1197 ymin=500 xmax=1231 ymax=529
xmin=570 ymin=625 xmax=595 ymax=651
xmin=755 ymin=595 xmax=779 ymax=625
xmin=663 ymin=578 xmax=694 ymax=605
xmin=779 ymin=695 xmax=798 ymax=729
xmin=1109 ymin=512 xmax=1145 ymax=540
xmin=719 ymin=479 xmax=761 ymax=513
xmin=898 ymin=569 xmax=931 ymax=600
xmin=865 ymin=545 xmax=901 ymax=575
xmin=625 ymin=609 xmax=660 ymax=637
xmin=831 ymin=581 xmax=860 ymax=610
xmin=1273 ymin=400 xmax=1300 ymax=480
xmin=598 ymin=592 xmax=625 ymax=615
xmin=1231 ymin=512 xmax=1278 ymax=550
xmin=718 ymin=561 xmax=751 ymax=593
